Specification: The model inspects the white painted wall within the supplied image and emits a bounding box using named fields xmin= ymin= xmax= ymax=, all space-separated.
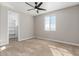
xmin=19 ymin=13 xmax=34 ymax=41
xmin=0 ymin=5 xmax=1 ymax=45
xmin=34 ymin=5 xmax=79 ymax=44
xmin=0 ymin=5 xmax=9 ymax=46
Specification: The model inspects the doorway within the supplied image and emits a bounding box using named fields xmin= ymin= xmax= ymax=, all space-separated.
xmin=8 ymin=11 xmax=19 ymax=44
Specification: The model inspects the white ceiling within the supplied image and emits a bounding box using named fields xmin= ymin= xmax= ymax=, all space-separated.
xmin=0 ymin=2 xmax=79 ymax=16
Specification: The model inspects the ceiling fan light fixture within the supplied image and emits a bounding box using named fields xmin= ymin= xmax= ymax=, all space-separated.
xmin=35 ymin=9 xmax=37 ymax=11
xmin=25 ymin=2 xmax=46 ymax=14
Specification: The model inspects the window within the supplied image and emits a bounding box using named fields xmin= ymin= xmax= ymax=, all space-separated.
xmin=44 ymin=16 xmax=56 ymax=31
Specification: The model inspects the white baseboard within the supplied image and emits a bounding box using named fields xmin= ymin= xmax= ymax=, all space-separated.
xmin=37 ymin=36 xmax=79 ymax=47
xmin=19 ymin=36 xmax=34 ymax=41
xmin=0 ymin=42 xmax=9 ymax=46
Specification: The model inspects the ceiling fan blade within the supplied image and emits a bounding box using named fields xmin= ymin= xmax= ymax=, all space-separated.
xmin=35 ymin=2 xmax=38 ymax=5
xmin=27 ymin=9 xmax=34 ymax=11
xmin=37 ymin=8 xmax=46 ymax=10
xmin=37 ymin=2 xmax=43 ymax=8
xmin=25 ymin=2 xmax=34 ymax=8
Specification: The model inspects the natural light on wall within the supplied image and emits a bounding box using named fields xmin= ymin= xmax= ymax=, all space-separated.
xmin=44 ymin=16 xmax=56 ymax=31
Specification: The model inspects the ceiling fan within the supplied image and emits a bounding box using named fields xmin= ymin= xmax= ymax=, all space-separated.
xmin=25 ymin=2 xmax=46 ymax=13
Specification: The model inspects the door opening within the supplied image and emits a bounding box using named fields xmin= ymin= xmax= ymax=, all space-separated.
xmin=8 ymin=11 xmax=19 ymax=43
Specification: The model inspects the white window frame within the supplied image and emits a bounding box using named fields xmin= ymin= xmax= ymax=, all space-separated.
xmin=44 ymin=16 xmax=56 ymax=31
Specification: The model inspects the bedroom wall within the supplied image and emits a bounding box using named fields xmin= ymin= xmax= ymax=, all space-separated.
xmin=0 ymin=5 xmax=9 ymax=46
xmin=19 ymin=12 xmax=34 ymax=41
xmin=0 ymin=6 xmax=1 ymax=44
xmin=34 ymin=5 xmax=79 ymax=45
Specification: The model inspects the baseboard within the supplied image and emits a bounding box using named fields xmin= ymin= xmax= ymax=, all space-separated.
xmin=19 ymin=36 xmax=35 ymax=41
xmin=37 ymin=36 xmax=79 ymax=47
xmin=0 ymin=42 xmax=9 ymax=46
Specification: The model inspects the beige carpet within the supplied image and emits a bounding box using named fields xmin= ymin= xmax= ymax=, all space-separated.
xmin=0 ymin=38 xmax=79 ymax=56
